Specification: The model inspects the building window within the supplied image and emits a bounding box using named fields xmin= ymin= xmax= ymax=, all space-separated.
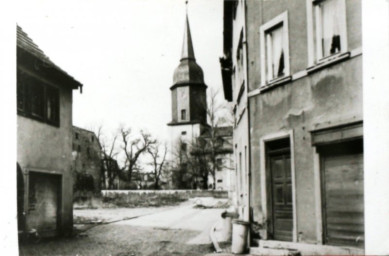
xmin=17 ymin=69 xmax=60 ymax=127
xmin=77 ymin=145 xmax=81 ymax=152
xmin=91 ymin=136 xmax=94 ymax=142
xmin=181 ymin=142 xmax=187 ymax=152
xmin=75 ymin=133 xmax=79 ymax=140
xmin=30 ymin=82 xmax=45 ymax=119
xmin=310 ymin=0 xmax=347 ymax=63
xmin=260 ymin=12 xmax=290 ymax=86
xmin=181 ymin=131 xmax=187 ymax=135
xmin=181 ymin=109 xmax=187 ymax=120
xmin=217 ymin=179 xmax=223 ymax=183
xmin=87 ymin=147 xmax=90 ymax=157
xmin=46 ymin=86 xmax=59 ymax=125
xmin=216 ymin=159 xmax=223 ymax=170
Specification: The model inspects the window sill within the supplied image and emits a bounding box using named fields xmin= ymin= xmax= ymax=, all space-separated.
xmin=17 ymin=111 xmax=60 ymax=128
xmin=260 ymin=76 xmax=292 ymax=93
xmin=307 ymin=52 xmax=350 ymax=74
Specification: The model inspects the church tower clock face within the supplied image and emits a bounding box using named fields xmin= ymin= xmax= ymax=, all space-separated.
xmin=177 ymin=87 xmax=189 ymax=122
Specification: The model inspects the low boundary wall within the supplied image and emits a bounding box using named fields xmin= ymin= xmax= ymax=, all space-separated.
xmin=102 ymin=189 xmax=229 ymax=199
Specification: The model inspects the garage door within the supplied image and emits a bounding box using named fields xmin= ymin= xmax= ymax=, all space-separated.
xmin=321 ymin=140 xmax=364 ymax=248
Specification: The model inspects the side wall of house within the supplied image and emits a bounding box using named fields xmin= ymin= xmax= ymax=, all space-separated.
xmin=17 ymin=67 xmax=74 ymax=235
xmin=229 ymin=0 xmax=250 ymax=221
xmin=246 ymin=0 xmax=362 ymax=244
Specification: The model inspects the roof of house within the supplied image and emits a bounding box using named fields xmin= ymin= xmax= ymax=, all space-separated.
xmin=200 ymin=126 xmax=233 ymax=138
xmin=17 ymin=26 xmax=82 ymax=90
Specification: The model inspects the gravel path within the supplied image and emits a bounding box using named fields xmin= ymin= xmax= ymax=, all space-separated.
xmin=19 ymin=202 xmax=227 ymax=256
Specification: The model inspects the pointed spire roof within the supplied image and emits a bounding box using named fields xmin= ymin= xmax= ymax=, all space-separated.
xmin=180 ymin=15 xmax=195 ymax=61
xmin=172 ymin=12 xmax=206 ymax=87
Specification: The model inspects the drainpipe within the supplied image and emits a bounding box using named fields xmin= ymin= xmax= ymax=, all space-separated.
xmin=242 ymin=0 xmax=252 ymax=247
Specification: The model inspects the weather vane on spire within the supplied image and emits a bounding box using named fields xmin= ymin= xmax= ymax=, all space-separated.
xmin=185 ymin=0 xmax=189 ymax=14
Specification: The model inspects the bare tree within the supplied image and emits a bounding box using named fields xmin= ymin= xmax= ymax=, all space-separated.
xmin=147 ymin=142 xmax=168 ymax=189
xmin=118 ymin=127 xmax=156 ymax=184
xmin=95 ymin=125 xmax=119 ymax=189
xmin=194 ymin=88 xmax=233 ymax=190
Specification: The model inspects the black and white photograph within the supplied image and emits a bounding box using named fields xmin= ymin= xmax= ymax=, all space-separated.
xmin=2 ymin=0 xmax=389 ymax=255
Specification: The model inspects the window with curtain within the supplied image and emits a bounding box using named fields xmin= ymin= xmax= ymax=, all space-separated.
xmin=260 ymin=11 xmax=289 ymax=86
xmin=265 ymin=25 xmax=285 ymax=81
xmin=314 ymin=0 xmax=345 ymax=59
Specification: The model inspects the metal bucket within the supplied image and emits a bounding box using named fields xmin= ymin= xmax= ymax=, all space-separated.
xmin=231 ymin=219 xmax=249 ymax=254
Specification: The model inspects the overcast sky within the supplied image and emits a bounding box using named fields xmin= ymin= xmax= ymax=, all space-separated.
xmin=17 ymin=0 xmax=224 ymax=143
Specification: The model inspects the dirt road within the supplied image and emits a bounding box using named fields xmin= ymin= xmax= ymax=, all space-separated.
xmin=19 ymin=202 xmax=226 ymax=256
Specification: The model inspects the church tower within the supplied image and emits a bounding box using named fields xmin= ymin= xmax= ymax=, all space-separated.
xmin=168 ymin=11 xmax=208 ymax=157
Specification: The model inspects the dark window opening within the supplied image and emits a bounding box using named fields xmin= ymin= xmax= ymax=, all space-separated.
xmin=17 ymin=69 xmax=60 ymax=127
xmin=181 ymin=143 xmax=187 ymax=152
xmin=30 ymin=82 xmax=45 ymax=119
xmin=181 ymin=109 xmax=186 ymax=120
xmin=75 ymin=133 xmax=79 ymax=140
xmin=181 ymin=131 xmax=187 ymax=135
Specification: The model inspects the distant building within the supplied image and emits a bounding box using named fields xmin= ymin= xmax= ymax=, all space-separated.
xmin=200 ymin=126 xmax=235 ymax=191
xmin=17 ymin=26 xmax=82 ymax=237
xmin=72 ymin=126 xmax=102 ymax=195
xmin=221 ymin=0 xmax=364 ymax=253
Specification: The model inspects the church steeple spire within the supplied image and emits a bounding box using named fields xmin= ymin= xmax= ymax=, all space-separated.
xmin=168 ymin=2 xmax=207 ymax=127
xmin=180 ymin=14 xmax=195 ymax=61
xmin=172 ymin=4 xmax=206 ymax=86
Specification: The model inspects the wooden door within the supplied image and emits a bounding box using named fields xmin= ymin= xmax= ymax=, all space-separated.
xmin=27 ymin=173 xmax=61 ymax=237
xmin=267 ymin=139 xmax=293 ymax=241
xmin=320 ymin=140 xmax=364 ymax=248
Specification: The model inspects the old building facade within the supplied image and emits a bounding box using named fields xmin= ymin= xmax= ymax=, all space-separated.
xmin=220 ymin=0 xmax=250 ymax=220
xmin=72 ymin=126 xmax=102 ymax=195
xmin=202 ymin=127 xmax=235 ymax=191
xmin=222 ymin=0 xmax=364 ymax=253
xmin=17 ymin=26 xmax=82 ymax=237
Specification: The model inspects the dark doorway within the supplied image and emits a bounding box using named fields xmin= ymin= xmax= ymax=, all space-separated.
xmin=17 ymin=163 xmax=25 ymax=232
xmin=266 ymin=138 xmax=293 ymax=241
xmin=26 ymin=172 xmax=61 ymax=237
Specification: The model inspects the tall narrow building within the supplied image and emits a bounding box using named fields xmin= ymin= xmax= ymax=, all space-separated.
xmin=168 ymin=14 xmax=208 ymax=158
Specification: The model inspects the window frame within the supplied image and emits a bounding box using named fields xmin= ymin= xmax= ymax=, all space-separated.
xmin=307 ymin=0 xmax=348 ymax=66
xmin=181 ymin=109 xmax=187 ymax=121
xmin=17 ymin=69 xmax=60 ymax=127
xmin=260 ymin=11 xmax=290 ymax=87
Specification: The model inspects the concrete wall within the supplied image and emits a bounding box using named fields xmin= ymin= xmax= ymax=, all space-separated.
xmin=17 ymin=66 xmax=74 ymax=235
xmin=246 ymin=0 xmax=362 ymax=244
